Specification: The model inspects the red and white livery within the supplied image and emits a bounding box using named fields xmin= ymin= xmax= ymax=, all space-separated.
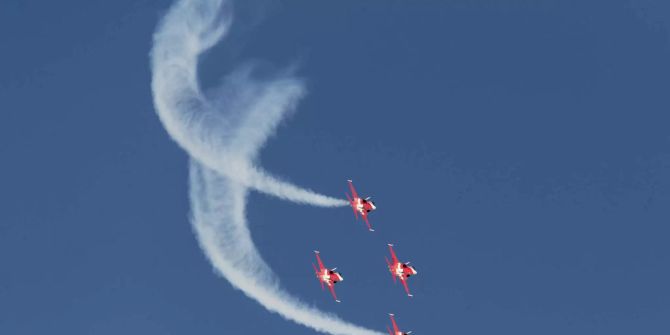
xmin=312 ymin=250 xmax=344 ymax=303
xmin=385 ymin=244 xmax=418 ymax=297
xmin=387 ymin=313 xmax=412 ymax=335
xmin=346 ymin=179 xmax=377 ymax=231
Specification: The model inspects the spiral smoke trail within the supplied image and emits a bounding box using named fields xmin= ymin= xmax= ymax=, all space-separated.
xmin=151 ymin=0 xmax=384 ymax=334
xmin=151 ymin=0 xmax=346 ymax=207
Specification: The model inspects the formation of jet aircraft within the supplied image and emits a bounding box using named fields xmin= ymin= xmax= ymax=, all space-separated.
xmin=312 ymin=180 xmax=419 ymax=332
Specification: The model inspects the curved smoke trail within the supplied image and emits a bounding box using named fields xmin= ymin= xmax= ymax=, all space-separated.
xmin=151 ymin=0 xmax=345 ymax=207
xmin=151 ymin=0 xmax=384 ymax=334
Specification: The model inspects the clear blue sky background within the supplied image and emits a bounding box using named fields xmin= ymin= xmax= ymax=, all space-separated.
xmin=2 ymin=1 xmax=670 ymax=334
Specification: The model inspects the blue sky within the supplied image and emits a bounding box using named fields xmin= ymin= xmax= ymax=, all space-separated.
xmin=2 ymin=0 xmax=670 ymax=334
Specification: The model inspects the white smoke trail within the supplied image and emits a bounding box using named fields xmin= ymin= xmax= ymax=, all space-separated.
xmin=151 ymin=0 xmax=384 ymax=334
xmin=151 ymin=0 xmax=346 ymax=207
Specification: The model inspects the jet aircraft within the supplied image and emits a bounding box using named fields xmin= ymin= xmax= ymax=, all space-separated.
xmin=346 ymin=179 xmax=376 ymax=231
xmin=312 ymin=250 xmax=344 ymax=302
xmin=385 ymin=244 xmax=418 ymax=297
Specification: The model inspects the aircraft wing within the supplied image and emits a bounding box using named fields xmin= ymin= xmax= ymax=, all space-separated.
xmin=389 ymin=314 xmax=400 ymax=334
xmin=328 ymin=283 xmax=340 ymax=303
xmin=314 ymin=251 xmax=325 ymax=271
xmin=400 ymin=277 xmax=413 ymax=297
xmin=347 ymin=180 xmax=359 ymax=200
xmin=388 ymin=244 xmax=400 ymax=264
xmin=362 ymin=212 xmax=374 ymax=231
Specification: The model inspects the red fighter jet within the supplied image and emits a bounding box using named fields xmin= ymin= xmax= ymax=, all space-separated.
xmin=385 ymin=244 xmax=418 ymax=297
xmin=346 ymin=179 xmax=377 ymax=231
xmin=387 ymin=313 xmax=412 ymax=335
xmin=312 ymin=250 xmax=344 ymax=303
